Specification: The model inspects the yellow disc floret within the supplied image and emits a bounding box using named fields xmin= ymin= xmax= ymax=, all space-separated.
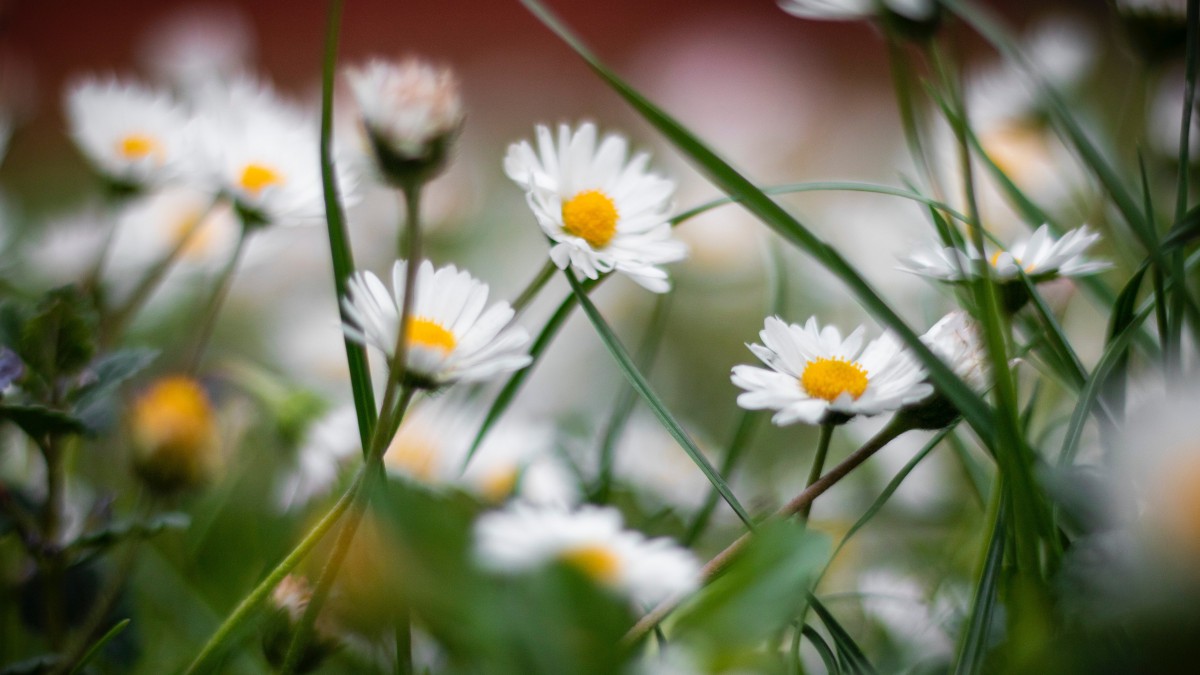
xmin=560 ymin=544 xmax=621 ymax=583
xmin=407 ymin=317 xmax=456 ymax=353
xmin=130 ymin=376 xmax=219 ymax=494
xmin=118 ymin=133 xmax=161 ymax=160
xmin=800 ymin=358 xmax=869 ymax=402
xmin=239 ymin=163 xmax=284 ymax=194
xmin=562 ymin=190 xmax=619 ymax=249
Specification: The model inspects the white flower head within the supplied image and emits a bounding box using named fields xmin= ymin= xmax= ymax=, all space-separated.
xmin=505 ymin=122 xmax=687 ymax=293
xmin=65 ymin=77 xmax=192 ymax=188
xmin=898 ymin=224 xmax=1111 ymax=282
xmin=194 ymin=78 xmax=350 ymax=227
xmin=346 ymin=57 xmax=464 ymax=167
xmin=731 ymin=316 xmax=933 ymax=426
xmin=474 ymin=503 xmax=700 ymax=609
xmin=342 ymin=259 xmax=531 ymax=388
xmin=779 ymin=0 xmax=936 ymax=22
xmin=921 ymin=311 xmax=988 ymax=393
xmin=275 ymin=404 xmax=361 ymax=512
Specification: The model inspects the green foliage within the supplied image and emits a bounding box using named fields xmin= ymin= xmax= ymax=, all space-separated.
xmin=17 ymin=286 xmax=98 ymax=386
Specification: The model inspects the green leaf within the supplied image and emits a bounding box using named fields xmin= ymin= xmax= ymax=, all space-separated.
xmin=518 ymin=0 xmax=996 ymax=450
xmin=69 ymin=618 xmax=132 ymax=675
xmin=953 ymin=493 xmax=1007 ymax=675
xmin=70 ymin=347 xmax=159 ymax=432
xmin=0 ymin=403 xmax=86 ymax=438
xmin=70 ymin=512 xmax=190 ymax=552
xmin=1161 ymin=204 xmax=1200 ymax=252
xmin=564 ymin=269 xmax=754 ymax=528
xmin=675 ymin=520 xmax=830 ymax=651
xmin=809 ymin=595 xmax=877 ymax=675
xmin=18 ymin=286 xmax=98 ymax=381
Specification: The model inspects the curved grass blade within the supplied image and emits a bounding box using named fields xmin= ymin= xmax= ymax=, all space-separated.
xmin=953 ymin=492 xmax=1007 ymax=675
xmin=68 ymin=618 xmax=131 ymax=675
xmin=460 ymin=278 xmax=601 ymax=471
xmin=1016 ymin=272 xmax=1086 ymax=390
xmin=519 ymin=0 xmax=996 ymax=448
xmin=564 ymin=269 xmax=754 ymax=529
xmin=317 ymin=0 xmax=375 ymax=452
xmin=802 ymin=625 xmax=841 ymax=675
xmin=809 ymin=595 xmax=877 ymax=675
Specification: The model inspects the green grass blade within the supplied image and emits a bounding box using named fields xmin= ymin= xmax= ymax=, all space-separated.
xmin=1175 ymin=0 xmax=1198 ymax=223
xmin=802 ymin=625 xmax=842 ymax=675
xmin=519 ymin=0 xmax=996 ymax=448
xmin=953 ymin=491 xmax=1007 ymax=675
xmin=1016 ymin=272 xmax=1086 ymax=390
xmin=317 ymin=0 xmax=376 ymax=452
xmin=68 ymin=618 xmax=131 ymax=675
xmin=809 ymin=595 xmax=877 ymax=675
xmin=563 ymin=269 xmax=754 ymax=529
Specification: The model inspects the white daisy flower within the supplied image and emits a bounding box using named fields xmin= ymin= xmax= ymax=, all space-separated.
xmin=731 ymin=316 xmax=933 ymax=426
xmin=194 ymin=78 xmax=349 ymax=227
xmin=921 ymin=311 xmax=988 ymax=393
xmin=64 ymin=77 xmax=192 ymax=189
xmin=275 ymin=404 xmax=361 ymax=512
xmin=108 ymin=186 xmax=239 ymax=274
xmin=504 ymin=122 xmax=687 ymax=293
xmin=473 ymin=503 xmax=701 ymax=609
xmin=779 ymin=0 xmax=936 ymax=22
xmin=898 ymin=224 xmax=1110 ymax=283
xmin=342 ymin=259 xmax=532 ymax=388
xmin=346 ymin=57 xmax=463 ymax=176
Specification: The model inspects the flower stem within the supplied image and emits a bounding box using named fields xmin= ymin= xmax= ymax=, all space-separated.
xmin=186 ymin=227 xmax=251 ymax=375
xmin=798 ymin=422 xmax=835 ymax=521
xmin=510 ymin=259 xmax=558 ymax=316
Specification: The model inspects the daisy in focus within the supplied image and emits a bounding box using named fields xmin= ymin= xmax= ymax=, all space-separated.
xmin=65 ymin=77 xmax=192 ymax=190
xmin=504 ymin=122 xmax=686 ymax=293
xmin=473 ymin=503 xmax=700 ymax=609
xmin=731 ymin=316 xmax=932 ymax=426
xmin=898 ymin=224 xmax=1110 ymax=283
xmin=347 ymin=57 xmax=464 ymax=182
xmin=342 ymin=259 xmax=531 ymax=388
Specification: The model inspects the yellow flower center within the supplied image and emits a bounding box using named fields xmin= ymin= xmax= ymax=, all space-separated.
xmin=384 ymin=434 xmax=439 ymax=481
xmin=990 ymin=250 xmax=1035 ymax=273
xmin=239 ymin=163 xmax=284 ymax=195
xmin=479 ymin=467 xmax=520 ymax=503
xmin=800 ymin=358 xmax=869 ymax=402
xmin=560 ymin=544 xmax=621 ymax=583
xmin=561 ymin=190 xmax=619 ymax=249
xmin=171 ymin=209 xmax=216 ymax=259
xmin=118 ymin=133 xmax=161 ymax=160
xmin=130 ymin=376 xmax=219 ymax=492
xmin=407 ymin=318 xmax=456 ymax=353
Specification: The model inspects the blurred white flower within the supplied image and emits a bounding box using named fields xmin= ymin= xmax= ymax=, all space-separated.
xmin=732 ymin=316 xmax=932 ymax=426
xmin=779 ymin=0 xmax=935 ymax=21
xmin=898 ymin=225 xmax=1110 ymax=282
xmin=65 ymin=77 xmax=192 ymax=189
xmin=505 ymin=122 xmax=686 ymax=293
xmin=474 ymin=503 xmax=700 ymax=608
xmin=108 ymin=186 xmax=238 ymax=274
xmin=921 ymin=311 xmax=988 ymax=393
xmin=346 ymin=58 xmax=463 ymax=173
xmin=342 ymin=259 xmax=531 ymax=387
xmin=275 ymin=404 xmax=360 ymax=512
xmin=137 ymin=4 xmax=256 ymax=93
xmin=858 ymin=570 xmax=954 ymax=660
xmin=610 ymin=415 xmax=717 ymax=514
xmin=23 ymin=207 xmax=110 ymax=286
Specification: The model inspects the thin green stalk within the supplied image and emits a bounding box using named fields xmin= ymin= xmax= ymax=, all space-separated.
xmin=682 ymin=411 xmax=762 ymax=546
xmin=391 ymin=182 xmax=424 ymax=393
xmin=279 ymin=386 xmax=417 ymax=675
xmin=182 ymin=472 xmax=364 ymax=675
xmin=798 ymin=423 xmax=835 ymax=521
xmin=186 ymin=228 xmax=250 ymax=374
xmin=316 ymin=0 xmax=377 ymax=453
xmin=510 ymin=259 xmax=558 ymax=316
xmin=1169 ymin=0 xmax=1199 ymax=368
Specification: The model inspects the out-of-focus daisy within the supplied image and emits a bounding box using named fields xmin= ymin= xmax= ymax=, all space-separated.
xmin=275 ymin=404 xmax=360 ymax=512
xmin=108 ymin=186 xmax=239 ymax=274
xmin=341 ymin=259 xmax=531 ymax=388
xmin=779 ymin=0 xmax=935 ymax=21
xmin=195 ymin=78 xmax=342 ymax=227
xmin=383 ymin=398 xmax=577 ymax=506
xmin=346 ymin=57 xmax=464 ymax=183
xmin=731 ymin=316 xmax=932 ymax=426
xmin=137 ymin=5 xmax=256 ymax=94
xmin=898 ymin=225 xmax=1110 ymax=283
xmin=504 ymin=122 xmax=686 ymax=293
xmin=130 ymin=375 xmax=221 ymax=494
xmin=608 ymin=415 xmax=718 ymax=515
xmin=474 ymin=503 xmax=700 ymax=608
xmin=921 ymin=311 xmax=988 ymax=393
xmin=65 ymin=77 xmax=192 ymax=190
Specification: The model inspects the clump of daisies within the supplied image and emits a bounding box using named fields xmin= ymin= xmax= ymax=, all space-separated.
xmin=346 ymin=57 xmax=464 ymax=185
xmin=505 ymin=122 xmax=687 ymax=293
xmin=341 ymin=259 xmax=531 ymax=390
xmin=731 ymin=316 xmax=932 ymax=427
xmin=474 ymin=503 xmax=701 ymax=610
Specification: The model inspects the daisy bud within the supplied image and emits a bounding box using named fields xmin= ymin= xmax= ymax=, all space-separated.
xmin=346 ymin=57 xmax=464 ymax=186
xmin=261 ymin=575 xmax=340 ymax=674
xmin=129 ymin=376 xmax=220 ymax=494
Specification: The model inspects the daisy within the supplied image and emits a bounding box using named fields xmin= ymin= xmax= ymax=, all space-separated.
xmin=504 ymin=122 xmax=687 ymax=293
xmin=779 ymin=0 xmax=936 ymax=21
xmin=274 ymin=404 xmax=361 ymax=512
xmin=898 ymin=224 xmax=1110 ymax=283
xmin=64 ymin=77 xmax=192 ymax=189
xmin=473 ymin=503 xmax=700 ymax=609
xmin=341 ymin=259 xmax=532 ymax=388
xmin=346 ymin=57 xmax=464 ymax=181
xmin=731 ymin=316 xmax=932 ymax=426
xmin=194 ymin=78 xmax=348 ymax=227
xmin=921 ymin=311 xmax=988 ymax=393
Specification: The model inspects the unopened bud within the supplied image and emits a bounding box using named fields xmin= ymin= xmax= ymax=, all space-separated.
xmin=129 ymin=376 xmax=219 ymax=494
